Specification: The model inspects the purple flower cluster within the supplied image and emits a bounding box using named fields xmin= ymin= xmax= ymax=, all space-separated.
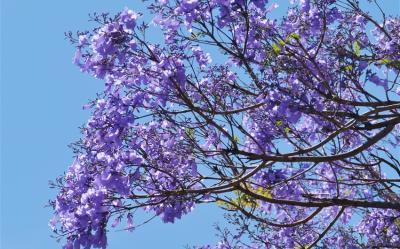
xmin=357 ymin=209 xmax=400 ymax=247
xmin=51 ymin=0 xmax=400 ymax=248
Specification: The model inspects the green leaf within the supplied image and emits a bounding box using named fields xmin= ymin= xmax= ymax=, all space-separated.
xmin=233 ymin=135 xmax=240 ymax=143
xmin=216 ymin=200 xmax=234 ymax=209
xmin=228 ymin=191 xmax=257 ymax=209
xmin=378 ymin=59 xmax=392 ymax=65
xmin=344 ymin=65 xmax=353 ymax=71
xmin=272 ymin=43 xmax=281 ymax=54
xmin=395 ymin=218 xmax=400 ymax=230
xmin=296 ymin=246 xmax=309 ymax=249
xmin=216 ymin=187 xmax=272 ymax=210
xmin=377 ymin=59 xmax=400 ymax=69
xmin=288 ymin=33 xmax=300 ymax=41
xmin=190 ymin=32 xmax=203 ymax=40
xmin=185 ymin=128 xmax=195 ymax=139
xmin=353 ymin=41 xmax=361 ymax=57
xmin=255 ymin=187 xmax=272 ymax=198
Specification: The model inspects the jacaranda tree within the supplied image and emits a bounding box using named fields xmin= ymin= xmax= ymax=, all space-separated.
xmin=50 ymin=0 xmax=400 ymax=248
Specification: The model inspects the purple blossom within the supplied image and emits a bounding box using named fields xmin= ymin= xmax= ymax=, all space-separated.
xmin=51 ymin=2 xmax=400 ymax=248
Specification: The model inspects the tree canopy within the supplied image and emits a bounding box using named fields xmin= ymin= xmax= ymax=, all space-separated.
xmin=50 ymin=0 xmax=400 ymax=248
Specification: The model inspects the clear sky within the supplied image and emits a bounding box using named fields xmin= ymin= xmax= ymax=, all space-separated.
xmin=0 ymin=1 xmax=227 ymax=248
xmin=1 ymin=1 xmax=399 ymax=249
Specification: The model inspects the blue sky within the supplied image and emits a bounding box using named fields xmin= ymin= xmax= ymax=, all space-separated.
xmin=1 ymin=1 xmax=399 ymax=249
xmin=0 ymin=1 xmax=227 ymax=248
